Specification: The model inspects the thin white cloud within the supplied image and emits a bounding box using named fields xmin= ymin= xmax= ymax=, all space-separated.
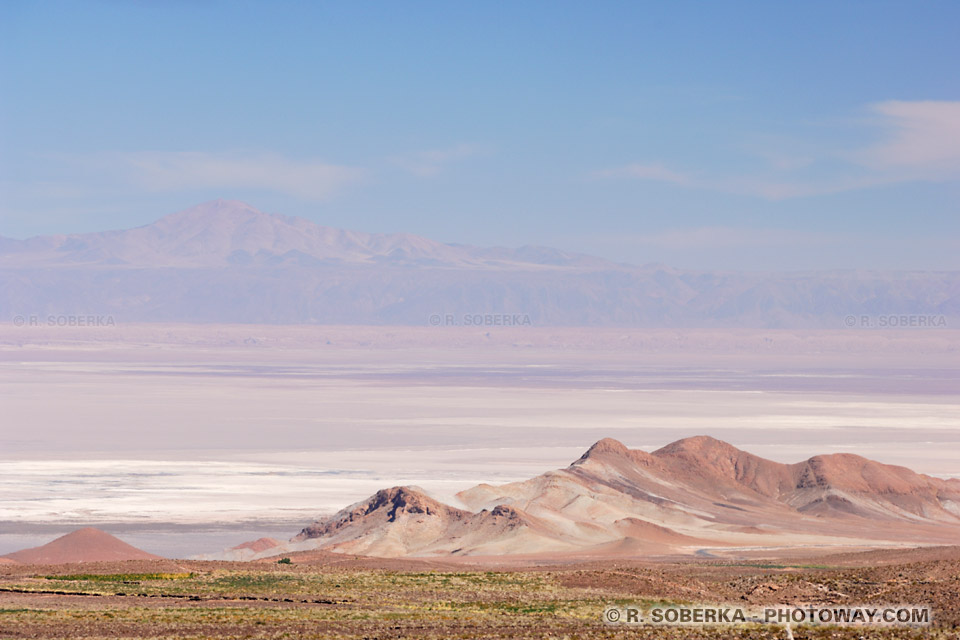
xmin=595 ymin=100 xmax=960 ymax=200
xmin=26 ymin=151 xmax=365 ymax=201
xmin=855 ymin=100 xmax=960 ymax=177
xmin=105 ymin=151 xmax=367 ymax=200
xmin=390 ymin=144 xmax=489 ymax=177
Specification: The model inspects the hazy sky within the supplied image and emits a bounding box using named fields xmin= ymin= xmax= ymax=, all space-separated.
xmin=1 ymin=1 xmax=958 ymax=270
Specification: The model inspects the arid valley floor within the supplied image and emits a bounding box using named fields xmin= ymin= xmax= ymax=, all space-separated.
xmin=2 ymin=546 xmax=960 ymax=639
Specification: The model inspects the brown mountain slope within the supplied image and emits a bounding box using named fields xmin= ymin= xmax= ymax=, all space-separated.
xmin=787 ymin=453 xmax=960 ymax=520
xmin=651 ymin=435 xmax=798 ymax=499
xmin=3 ymin=528 xmax=162 ymax=564
xmin=267 ymin=438 xmax=960 ymax=559
xmin=647 ymin=436 xmax=960 ymax=521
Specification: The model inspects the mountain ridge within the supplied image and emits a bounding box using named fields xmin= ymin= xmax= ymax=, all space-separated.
xmin=218 ymin=437 xmax=960 ymax=560
xmin=0 ymin=199 xmax=608 ymax=270
xmin=2 ymin=200 xmax=958 ymax=327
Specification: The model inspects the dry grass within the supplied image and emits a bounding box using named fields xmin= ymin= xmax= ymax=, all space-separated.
xmin=1 ymin=552 xmax=958 ymax=639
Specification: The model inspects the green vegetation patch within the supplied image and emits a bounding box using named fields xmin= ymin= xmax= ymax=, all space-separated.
xmin=43 ymin=572 xmax=195 ymax=582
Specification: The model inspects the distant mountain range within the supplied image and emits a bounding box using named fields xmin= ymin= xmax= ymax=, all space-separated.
xmin=217 ymin=437 xmax=960 ymax=560
xmin=1 ymin=200 xmax=957 ymax=327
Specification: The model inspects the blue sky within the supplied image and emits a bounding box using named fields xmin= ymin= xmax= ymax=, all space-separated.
xmin=1 ymin=1 xmax=958 ymax=269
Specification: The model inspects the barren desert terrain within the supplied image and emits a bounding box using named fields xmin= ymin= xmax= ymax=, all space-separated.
xmin=2 ymin=546 xmax=959 ymax=639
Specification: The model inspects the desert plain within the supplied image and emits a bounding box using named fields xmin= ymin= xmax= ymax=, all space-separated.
xmin=1 ymin=324 xmax=958 ymax=638
xmin=2 ymin=546 xmax=960 ymax=639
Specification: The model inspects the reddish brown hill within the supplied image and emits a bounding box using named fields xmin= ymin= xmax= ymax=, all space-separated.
xmin=795 ymin=453 xmax=941 ymax=494
xmin=230 ymin=537 xmax=282 ymax=553
xmin=788 ymin=453 xmax=960 ymax=519
xmin=275 ymin=437 xmax=960 ymax=559
xmin=576 ymin=437 xmax=659 ymax=468
xmin=652 ymin=435 xmax=797 ymax=498
xmin=3 ymin=528 xmax=162 ymax=564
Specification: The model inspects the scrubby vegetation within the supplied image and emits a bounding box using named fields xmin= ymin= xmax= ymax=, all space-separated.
xmin=1 ymin=554 xmax=958 ymax=639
